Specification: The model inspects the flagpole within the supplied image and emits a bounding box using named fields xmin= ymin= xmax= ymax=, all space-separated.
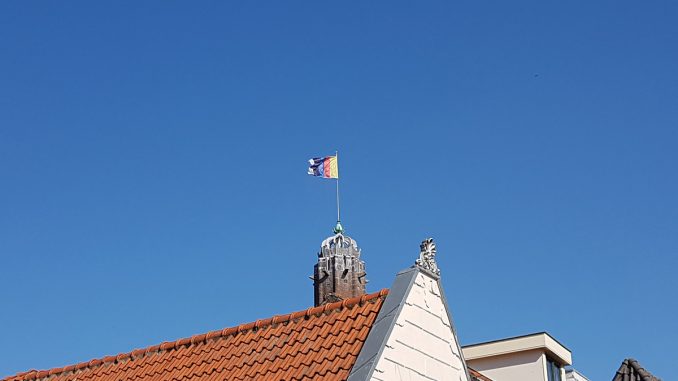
xmin=335 ymin=150 xmax=340 ymax=223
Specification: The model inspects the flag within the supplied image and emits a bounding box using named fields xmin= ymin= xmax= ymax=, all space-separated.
xmin=308 ymin=156 xmax=339 ymax=179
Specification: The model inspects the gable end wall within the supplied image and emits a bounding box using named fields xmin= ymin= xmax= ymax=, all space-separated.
xmin=348 ymin=267 xmax=471 ymax=381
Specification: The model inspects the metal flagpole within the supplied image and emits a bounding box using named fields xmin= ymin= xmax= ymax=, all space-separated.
xmin=335 ymin=150 xmax=340 ymax=223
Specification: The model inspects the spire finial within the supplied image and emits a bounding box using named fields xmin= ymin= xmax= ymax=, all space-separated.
xmin=333 ymin=221 xmax=344 ymax=234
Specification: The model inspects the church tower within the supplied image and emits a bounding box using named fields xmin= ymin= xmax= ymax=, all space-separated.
xmin=312 ymin=222 xmax=367 ymax=306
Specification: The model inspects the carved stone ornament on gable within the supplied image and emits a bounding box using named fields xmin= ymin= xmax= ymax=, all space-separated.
xmin=415 ymin=238 xmax=440 ymax=276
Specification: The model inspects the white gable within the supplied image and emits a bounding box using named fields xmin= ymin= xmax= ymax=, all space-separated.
xmin=370 ymin=271 xmax=468 ymax=381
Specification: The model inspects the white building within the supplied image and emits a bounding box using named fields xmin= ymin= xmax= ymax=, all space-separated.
xmin=463 ymin=332 xmax=574 ymax=381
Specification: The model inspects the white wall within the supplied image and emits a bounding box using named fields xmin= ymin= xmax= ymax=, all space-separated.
xmin=466 ymin=349 xmax=547 ymax=381
xmin=370 ymin=272 xmax=468 ymax=381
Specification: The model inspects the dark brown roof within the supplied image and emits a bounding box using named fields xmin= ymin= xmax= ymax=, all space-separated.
xmin=3 ymin=290 xmax=389 ymax=381
xmin=613 ymin=359 xmax=661 ymax=381
xmin=469 ymin=367 xmax=494 ymax=381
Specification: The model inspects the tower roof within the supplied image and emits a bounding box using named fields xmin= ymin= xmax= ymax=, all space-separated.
xmin=320 ymin=233 xmax=359 ymax=253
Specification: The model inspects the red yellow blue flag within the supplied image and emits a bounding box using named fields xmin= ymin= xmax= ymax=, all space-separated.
xmin=308 ymin=156 xmax=339 ymax=179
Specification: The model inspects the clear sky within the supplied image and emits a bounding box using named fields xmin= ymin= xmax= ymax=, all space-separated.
xmin=1 ymin=2 xmax=676 ymax=380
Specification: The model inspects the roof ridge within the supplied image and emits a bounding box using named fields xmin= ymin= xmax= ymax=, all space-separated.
xmin=617 ymin=358 xmax=661 ymax=381
xmin=3 ymin=289 xmax=389 ymax=381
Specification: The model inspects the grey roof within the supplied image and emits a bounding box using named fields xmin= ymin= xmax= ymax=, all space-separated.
xmin=613 ymin=359 xmax=661 ymax=381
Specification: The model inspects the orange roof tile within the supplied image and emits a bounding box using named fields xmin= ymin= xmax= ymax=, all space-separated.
xmin=468 ymin=368 xmax=494 ymax=381
xmin=3 ymin=289 xmax=389 ymax=381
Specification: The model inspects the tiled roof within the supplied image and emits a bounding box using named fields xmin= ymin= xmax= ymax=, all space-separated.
xmin=3 ymin=289 xmax=389 ymax=381
xmin=468 ymin=368 xmax=493 ymax=381
xmin=613 ymin=358 xmax=661 ymax=381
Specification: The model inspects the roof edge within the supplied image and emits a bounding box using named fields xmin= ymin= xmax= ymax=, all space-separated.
xmin=462 ymin=332 xmax=571 ymax=366
xmin=462 ymin=331 xmax=571 ymax=352
xmin=347 ymin=267 xmax=419 ymax=381
xmin=437 ymin=269 xmax=473 ymax=381
xmin=614 ymin=358 xmax=661 ymax=381
xmin=468 ymin=367 xmax=494 ymax=381
xmin=3 ymin=289 xmax=389 ymax=381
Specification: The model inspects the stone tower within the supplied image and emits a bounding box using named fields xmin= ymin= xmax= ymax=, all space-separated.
xmin=313 ymin=223 xmax=367 ymax=306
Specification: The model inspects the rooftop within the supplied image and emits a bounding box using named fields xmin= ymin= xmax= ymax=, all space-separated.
xmin=3 ymin=290 xmax=389 ymax=381
xmin=462 ymin=332 xmax=572 ymax=366
xmin=613 ymin=358 xmax=661 ymax=381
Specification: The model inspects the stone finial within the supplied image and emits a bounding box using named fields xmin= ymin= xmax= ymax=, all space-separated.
xmin=415 ymin=238 xmax=440 ymax=276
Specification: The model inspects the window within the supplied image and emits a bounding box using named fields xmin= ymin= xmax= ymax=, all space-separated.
xmin=546 ymin=358 xmax=561 ymax=381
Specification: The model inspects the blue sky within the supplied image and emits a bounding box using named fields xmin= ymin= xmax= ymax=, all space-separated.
xmin=1 ymin=2 xmax=676 ymax=380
